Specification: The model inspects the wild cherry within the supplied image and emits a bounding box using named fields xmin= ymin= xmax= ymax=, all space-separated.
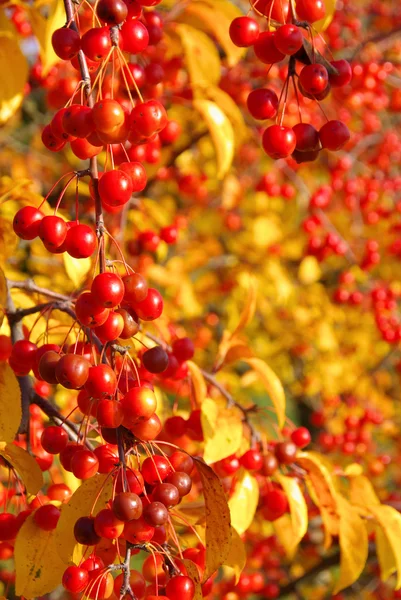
xmin=229 ymin=16 xmax=259 ymax=47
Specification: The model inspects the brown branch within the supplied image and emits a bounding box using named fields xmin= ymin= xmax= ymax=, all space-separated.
xmin=8 ymin=278 xmax=71 ymax=301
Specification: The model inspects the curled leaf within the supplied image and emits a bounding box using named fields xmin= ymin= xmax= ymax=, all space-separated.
xmin=0 ymin=33 xmax=29 ymax=125
xmin=0 ymin=443 xmax=43 ymax=495
xmin=194 ymin=458 xmax=232 ymax=580
xmin=275 ymin=473 xmax=308 ymax=557
xmin=348 ymin=474 xmax=380 ymax=507
xmin=55 ymin=473 xmax=113 ymax=564
xmin=243 ymin=358 xmax=286 ymax=429
xmin=175 ymin=24 xmax=221 ymax=87
xmin=0 ymin=362 xmax=22 ymax=443
xmin=228 ymin=468 xmax=259 ymax=535
xmin=29 ymin=0 xmax=66 ymax=76
xmin=15 ymin=512 xmax=66 ymax=598
xmin=187 ymin=361 xmax=207 ymax=406
xmin=369 ymin=504 xmax=401 ymax=589
xmin=231 ymin=275 xmax=258 ymax=338
xmin=201 ymin=397 xmax=243 ymax=464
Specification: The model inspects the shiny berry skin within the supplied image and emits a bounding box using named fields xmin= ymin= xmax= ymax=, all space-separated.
xmin=81 ymin=555 xmax=105 ymax=572
xmin=165 ymin=575 xmax=195 ymax=600
xmin=96 ymin=399 xmax=124 ymax=428
xmin=143 ymin=501 xmax=169 ymax=526
xmin=91 ymin=272 xmax=124 ymax=308
xmin=142 ymin=346 xmax=169 ymax=373
xmin=121 ymin=20 xmax=149 ymax=53
xmin=75 ymin=291 xmax=110 ymax=328
xmin=81 ymin=26 xmax=111 ymax=61
xmin=329 ymin=59 xmax=352 ymax=87
xmin=274 ymin=24 xmax=303 ymax=55
xmin=13 ymin=206 xmax=43 ymax=240
xmin=115 ymin=468 xmax=144 ymax=494
xmin=48 ymin=483 xmax=72 ymax=502
xmin=123 ymin=273 xmax=148 ymax=303
xmin=39 ymin=215 xmax=67 ymax=250
xmin=291 ymin=427 xmax=311 ymax=448
xmin=299 ymin=64 xmax=329 ymax=95
xmin=275 ymin=441 xmax=297 ymax=464
xmin=92 ymin=99 xmax=125 ymax=134
xmin=55 ymin=354 xmax=90 ymax=389
xmin=159 ymin=120 xmax=181 ymax=145
xmin=129 ymin=413 xmax=162 ymax=440
xmin=71 ymin=138 xmax=102 ymax=160
xmin=41 ymin=426 xmax=68 ymax=454
xmin=124 ymin=516 xmax=154 ymax=543
xmin=240 ymin=449 xmax=263 ymax=471
xmin=62 ymin=566 xmax=89 ymax=593
xmin=112 ymin=492 xmax=143 ymax=521
xmin=247 ymin=88 xmax=279 ymax=120
xmin=74 ymin=516 xmax=101 ymax=545
xmin=142 ymin=455 xmax=172 ymax=484
xmin=116 ymin=308 xmax=139 ymax=338
xmin=85 ymin=365 xmax=117 ymax=399
xmin=87 ymin=569 xmax=114 ymax=599
xmin=96 ymin=0 xmax=128 ymax=24
xmin=229 ymin=16 xmax=259 ymax=47
xmin=264 ymin=488 xmax=288 ymax=520
xmin=94 ymin=508 xmax=124 ymax=539
xmin=160 ymin=225 xmax=178 ymax=243
xmin=99 ymin=170 xmax=133 ymax=207
xmin=121 ymin=386 xmax=157 ymax=425
xmin=52 ymin=27 xmax=81 ymax=60
xmin=319 ymin=120 xmax=350 ymax=150
xmin=132 ymin=287 xmax=163 ymax=320
xmin=33 ymin=504 xmax=60 ymax=530
xmin=170 ymin=451 xmax=193 ymax=474
xmin=130 ymin=100 xmax=167 ymax=138
xmin=71 ymin=448 xmax=99 ymax=479
xmin=254 ymin=32 xmax=285 ymax=64
xmin=65 ymin=224 xmax=96 ymax=259
xmin=41 ymin=125 xmax=66 ymax=152
xmin=0 ymin=513 xmax=19 ymax=541
xmin=119 ymin=161 xmax=147 ymax=192
xmin=296 ymin=0 xmax=325 ymax=22
xmin=60 ymin=443 xmax=81 ymax=472
xmin=165 ymin=472 xmax=192 ymax=497
xmin=262 ymin=125 xmax=296 ymax=159
xmin=153 ymin=482 xmax=180 ymax=507
xmin=94 ymin=444 xmax=118 ymax=473
xmin=293 ymin=123 xmax=320 ymax=152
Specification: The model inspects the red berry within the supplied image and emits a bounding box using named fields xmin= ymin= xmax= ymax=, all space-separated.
xmin=329 ymin=59 xmax=352 ymax=87
xmin=262 ymin=125 xmax=296 ymax=159
xmin=165 ymin=575 xmax=195 ymax=600
xmin=229 ymin=16 xmax=259 ymax=47
xmin=34 ymin=504 xmax=60 ymax=530
xmin=121 ymin=20 xmax=149 ymax=53
xmin=291 ymin=427 xmax=311 ymax=448
xmin=254 ymin=32 xmax=285 ymax=64
xmin=247 ymin=88 xmax=279 ymax=120
xmin=319 ymin=120 xmax=350 ymax=150
xmin=62 ymin=566 xmax=89 ymax=593
xmin=91 ymin=272 xmax=124 ymax=308
xmin=299 ymin=64 xmax=329 ymax=95
xmin=41 ymin=426 xmax=68 ymax=454
xmin=274 ymin=24 xmax=303 ymax=55
xmin=13 ymin=206 xmax=43 ymax=240
xmin=52 ymin=27 xmax=81 ymax=60
xmin=81 ymin=26 xmax=111 ymax=61
xmin=296 ymin=0 xmax=325 ymax=22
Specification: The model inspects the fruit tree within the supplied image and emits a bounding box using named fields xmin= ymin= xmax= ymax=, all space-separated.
xmin=0 ymin=0 xmax=401 ymax=598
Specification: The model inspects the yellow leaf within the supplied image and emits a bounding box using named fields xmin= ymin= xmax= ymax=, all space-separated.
xmin=348 ymin=474 xmax=380 ymax=507
xmin=375 ymin=524 xmax=396 ymax=582
xmin=333 ymin=495 xmax=369 ymax=594
xmin=243 ymin=358 xmax=286 ymax=429
xmin=0 ymin=266 xmax=6 ymax=327
xmin=228 ymin=468 xmax=259 ymax=535
xmin=275 ymin=473 xmax=308 ymax=557
xmin=0 ymin=363 xmax=21 ymax=443
xmin=0 ymin=33 xmax=29 ymax=125
xmin=0 ymin=443 xmax=43 ymax=495
xmin=203 ymin=87 xmax=248 ymax=146
xmin=15 ymin=512 xmax=66 ymax=598
xmin=55 ymin=474 xmax=113 ymax=564
xmin=369 ymin=504 xmax=401 ymax=588
xmin=183 ymin=559 xmax=203 ymax=600
xmin=179 ymin=0 xmax=245 ymax=66
xmin=298 ymin=256 xmax=322 ymax=285
xmin=297 ymin=451 xmax=339 ymax=548
xmin=194 ymin=458 xmax=232 ymax=580
xmin=63 ymin=253 xmax=93 ymax=288
xmin=187 ymin=361 xmax=207 ymax=406
xmin=201 ymin=398 xmax=243 ymax=464
xmin=343 ymin=463 xmax=364 ymax=477
xmin=224 ymin=527 xmax=246 ymax=584
xmin=193 ymin=99 xmax=234 ymax=179
xmin=231 ymin=275 xmax=258 ymax=338
xmin=314 ymin=0 xmax=336 ymax=32
xmin=29 ymin=0 xmax=65 ymax=75
xmin=175 ymin=24 xmax=221 ymax=87
xmin=215 ymin=333 xmax=254 ymax=370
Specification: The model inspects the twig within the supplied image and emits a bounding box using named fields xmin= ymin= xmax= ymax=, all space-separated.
xmin=8 ymin=278 xmax=71 ymax=301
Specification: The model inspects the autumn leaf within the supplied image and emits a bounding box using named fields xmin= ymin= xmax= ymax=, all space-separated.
xmin=224 ymin=526 xmax=247 ymax=584
xmin=298 ymin=256 xmax=322 ymax=285
xmin=29 ymin=0 xmax=66 ymax=75
xmin=201 ymin=397 xmax=243 ymax=464
xmin=55 ymin=474 xmax=113 ymax=564
xmin=215 ymin=333 xmax=254 ymax=371
xmin=0 ymin=443 xmax=43 ymax=495
xmin=183 ymin=559 xmax=203 ymax=600
xmin=15 ymin=512 xmax=66 ymax=598
xmin=369 ymin=504 xmax=401 ymax=588
xmin=228 ymin=468 xmax=259 ymax=535
xmin=0 ymin=266 xmax=6 ymax=327
xmin=275 ymin=472 xmax=308 ymax=557
xmin=243 ymin=358 xmax=286 ymax=429
xmin=348 ymin=474 xmax=380 ymax=508
xmin=0 ymin=33 xmax=29 ymax=125
xmin=333 ymin=495 xmax=369 ymax=594
xmin=314 ymin=0 xmax=336 ymax=32
xmin=375 ymin=525 xmax=396 ymax=582
xmin=194 ymin=458 xmax=232 ymax=580
xmin=187 ymin=360 xmax=207 ymax=406
xmin=63 ymin=253 xmax=93 ymax=288
xmin=0 ymin=362 xmax=22 ymax=443
xmin=175 ymin=24 xmax=221 ymax=87
xmin=231 ymin=275 xmax=258 ymax=338
xmin=203 ymin=86 xmax=248 ymax=146
xmin=193 ymin=99 xmax=235 ymax=179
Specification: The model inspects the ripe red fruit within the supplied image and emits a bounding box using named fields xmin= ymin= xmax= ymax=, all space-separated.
xmin=123 ymin=273 xmax=148 ymax=304
xmin=75 ymin=291 xmax=110 ymax=328
xmin=94 ymin=509 xmax=124 ymax=539
xmin=121 ymin=20 xmax=149 ymax=53
xmin=39 ymin=215 xmax=67 ymax=250
xmin=165 ymin=575 xmax=195 ymax=600
xmin=81 ymin=26 xmax=111 ymax=61
xmin=166 ymin=471 xmax=192 ymax=497
xmin=91 ymin=272 xmax=124 ymax=308
xmin=293 ymin=123 xmax=320 ymax=152
xmin=128 ymin=412 xmax=162 ymax=440
xmin=299 ymin=64 xmax=329 ymax=95
xmin=52 ymin=27 xmax=81 ymax=59
xmin=291 ymin=426 xmax=311 ymax=448
xmin=55 ymin=354 xmax=90 ymax=389
xmin=71 ymin=138 xmax=103 ymax=160
xmin=13 ymin=206 xmax=43 ymax=240
xmin=34 ymin=504 xmax=60 ymax=530
xmin=94 ymin=444 xmax=118 ymax=473
xmin=99 ymin=170 xmax=133 ymax=207
xmin=329 ymin=59 xmax=352 ymax=87
xmin=119 ymin=161 xmax=147 ymax=192
xmin=152 ymin=482 xmax=180 ymax=507
xmin=169 ymin=451 xmax=193 ymax=474
xmin=95 ymin=311 xmax=124 ymax=342
xmin=124 ymin=515 xmax=155 ymax=543
xmin=130 ymin=100 xmax=167 ymax=138
xmin=142 ymin=346 xmax=169 ymax=373
xmin=71 ymin=448 xmax=99 ymax=479
xmin=41 ymin=125 xmax=66 ymax=152
xmin=0 ymin=335 xmax=12 ymax=361
xmin=116 ymin=308 xmax=139 ymax=338
xmin=247 ymin=88 xmax=279 ymax=120
xmin=96 ymin=0 xmax=128 ymax=24
xmin=65 ymin=224 xmax=96 ymax=259
xmin=10 ymin=339 xmax=38 ymax=375
xmin=254 ymin=31 xmax=285 ymax=64
xmin=159 ymin=120 xmax=181 ymax=145
xmin=319 ymin=120 xmax=350 ymax=150
xmin=229 ymin=16 xmax=259 ymax=47
xmin=274 ymin=24 xmax=303 ymax=55
xmin=264 ymin=488 xmax=288 ymax=520
xmin=0 ymin=513 xmax=19 ymax=541
xmin=74 ymin=515 xmax=101 ymax=545
xmin=240 ymin=449 xmax=264 ymax=471
xmin=262 ymin=125 xmax=296 ymax=159
xmin=296 ymin=0 xmax=325 ymax=22
xmin=121 ymin=386 xmax=157 ymax=425
xmin=142 ymin=455 xmax=172 ymax=485
xmin=48 ymin=483 xmax=72 ymax=502
xmin=41 ymin=426 xmax=68 ymax=454
xmin=85 ymin=364 xmax=117 ymax=398
xmin=92 ymin=99 xmax=125 ymax=134
xmin=160 ymin=225 xmax=178 ymax=244
xmin=171 ymin=337 xmax=194 ymax=362
xmin=143 ymin=501 xmax=169 ymax=526
xmin=62 ymin=105 xmax=94 ymax=139
xmin=96 ymin=399 xmax=124 ymax=428
xmin=275 ymin=441 xmax=297 ymax=464
xmin=112 ymin=492 xmax=143 ymax=521
xmin=62 ymin=566 xmax=89 ymax=593
xmin=87 ymin=569 xmax=114 ymax=599
xmin=115 ymin=468 xmax=144 ymax=494
xmin=132 ymin=287 xmax=163 ymax=320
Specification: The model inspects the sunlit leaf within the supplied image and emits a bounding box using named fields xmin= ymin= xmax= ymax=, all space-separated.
xmin=243 ymin=358 xmax=286 ymax=429
xmin=0 ymin=33 xmax=29 ymax=125
xmin=0 ymin=443 xmax=43 ymax=495
xmin=55 ymin=474 xmax=113 ymax=564
xmin=183 ymin=559 xmax=203 ymax=600
xmin=228 ymin=468 xmax=259 ymax=535
xmin=348 ymin=474 xmax=380 ymax=508
xmin=63 ymin=253 xmax=93 ymax=288
xmin=224 ymin=526 xmax=247 ymax=584
xmin=201 ymin=397 xmax=243 ymax=464
xmin=298 ymin=256 xmax=322 ymax=285
xmin=29 ymin=0 xmax=66 ymax=75
xmin=314 ymin=0 xmax=336 ymax=32
xmin=193 ymin=99 xmax=235 ymax=179
xmin=0 ymin=363 xmax=21 ymax=443
xmin=275 ymin=472 xmax=308 ymax=557
xmin=369 ymin=504 xmax=401 ymax=588
xmin=187 ymin=360 xmax=207 ymax=406
xmin=203 ymin=87 xmax=249 ymax=147
xmin=0 ymin=266 xmax=7 ymax=329
xmin=375 ymin=524 xmax=396 ymax=582
xmin=175 ymin=24 xmax=221 ymax=87
xmin=194 ymin=458 xmax=232 ymax=580
xmin=15 ymin=512 xmax=66 ymax=598
xmin=231 ymin=275 xmax=258 ymax=338
xmin=333 ymin=495 xmax=369 ymax=594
